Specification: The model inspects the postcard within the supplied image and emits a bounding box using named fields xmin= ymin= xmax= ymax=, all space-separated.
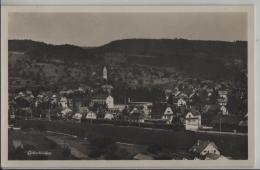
xmin=1 ymin=5 xmax=255 ymax=169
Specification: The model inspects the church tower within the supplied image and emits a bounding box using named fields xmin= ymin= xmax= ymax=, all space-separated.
xmin=103 ymin=66 xmax=108 ymax=80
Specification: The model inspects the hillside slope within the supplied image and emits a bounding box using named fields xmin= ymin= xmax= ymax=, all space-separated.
xmin=8 ymin=39 xmax=247 ymax=91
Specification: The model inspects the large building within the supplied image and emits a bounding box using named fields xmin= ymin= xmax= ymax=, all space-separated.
xmin=185 ymin=108 xmax=201 ymax=131
xmin=91 ymin=95 xmax=114 ymax=109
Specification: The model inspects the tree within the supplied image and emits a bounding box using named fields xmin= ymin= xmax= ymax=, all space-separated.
xmin=88 ymin=135 xmax=118 ymax=159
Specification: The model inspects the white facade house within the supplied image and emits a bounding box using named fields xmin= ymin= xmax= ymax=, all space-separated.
xmin=185 ymin=111 xmax=201 ymax=131
xmin=104 ymin=112 xmax=114 ymax=120
xmin=218 ymin=90 xmax=228 ymax=99
xmin=92 ymin=95 xmax=114 ymax=109
xmin=60 ymin=97 xmax=68 ymax=108
xmin=61 ymin=108 xmax=73 ymax=118
xmin=72 ymin=113 xmax=83 ymax=120
xmin=86 ymin=111 xmax=97 ymax=119
xmin=189 ymin=140 xmax=220 ymax=158
xmin=217 ymin=90 xmax=228 ymax=106
xmin=128 ymin=102 xmax=152 ymax=115
xmin=220 ymin=105 xmax=229 ymax=115
xmin=177 ymin=98 xmax=186 ymax=107
xmin=162 ymin=107 xmax=174 ymax=124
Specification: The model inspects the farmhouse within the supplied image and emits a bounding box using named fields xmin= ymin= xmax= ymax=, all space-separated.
xmin=86 ymin=111 xmax=97 ymax=119
xmin=177 ymin=98 xmax=187 ymax=107
xmin=128 ymin=102 xmax=152 ymax=115
xmin=189 ymin=140 xmax=220 ymax=157
xmin=185 ymin=108 xmax=201 ymax=131
xmin=104 ymin=112 xmax=114 ymax=120
xmin=60 ymin=97 xmax=68 ymax=108
xmin=162 ymin=106 xmax=174 ymax=124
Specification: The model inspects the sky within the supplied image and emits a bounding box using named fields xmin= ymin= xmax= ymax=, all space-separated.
xmin=8 ymin=12 xmax=247 ymax=47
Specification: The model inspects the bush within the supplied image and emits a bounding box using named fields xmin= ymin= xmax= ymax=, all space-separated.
xmin=108 ymin=148 xmax=131 ymax=160
xmin=147 ymin=144 xmax=162 ymax=154
xmin=88 ymin=147 xmax=102 ymax=158
xmin=88 ymin=135 xmax=118 ymax=159
xmin=8 ymin=146 xmax=27 ymax=160
xmin=88 ymin=135 xmax=117 ymax=152
xmin=155 ymin=152 xmax=172 ymax=160
xmin=61 ymin=145 xmax=71 ymax=159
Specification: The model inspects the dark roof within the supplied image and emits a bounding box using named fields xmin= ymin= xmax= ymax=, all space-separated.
xmin=189 ymin=140 xmax=217 ymax=154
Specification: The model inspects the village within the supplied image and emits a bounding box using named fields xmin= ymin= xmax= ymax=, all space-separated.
xmin=8 ymin=66 xmax=248 ymax=160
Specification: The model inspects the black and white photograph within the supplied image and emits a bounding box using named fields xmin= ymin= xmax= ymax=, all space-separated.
xmin=1 ymin=5 xmax=255 ymax=169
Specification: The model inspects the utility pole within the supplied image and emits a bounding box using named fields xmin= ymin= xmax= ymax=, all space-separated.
xmin=48 ymin=103 xmax=51 ymax=121
xmin=219 ymin=117 xmax=222 ymax=135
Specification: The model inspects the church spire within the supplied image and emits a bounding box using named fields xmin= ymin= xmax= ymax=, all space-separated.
xmin=103 ymin=66 xmax=108 ymax=80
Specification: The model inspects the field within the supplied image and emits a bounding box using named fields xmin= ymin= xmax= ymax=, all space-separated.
xmin=12 ymin=119 xmax=248 ymax=159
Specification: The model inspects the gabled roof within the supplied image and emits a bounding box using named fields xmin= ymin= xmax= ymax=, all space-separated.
xmin=189 ymin=140 xmax=217 ymax=154
xmin=164 ymin=106 xmax=174 ymax=115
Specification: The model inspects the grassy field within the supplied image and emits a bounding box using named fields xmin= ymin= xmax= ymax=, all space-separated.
xmin=9 ymin=129 xmax=79 ymax=160
xmin=8 ymin=129 xmax=148 ymax=160
xmin=13 ymin=119 xmax=248 ymax=159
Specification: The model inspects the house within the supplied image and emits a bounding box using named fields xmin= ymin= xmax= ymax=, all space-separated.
xmin=164 ymin=89 xmax=173 ymax=101
xmin=91 ymin=95 xmax=114 ymax=109
xmin=189 ymin=140 xmax=220 ymax=157
xmin=218 ymin=90 xmax=228 ymax=99
xmin=108 ymin=104 xmax=126 ymax=114
xmin=79 ymin=106 xmax=89 ymax=113
xmin=220 ymin=105 xmax=229 ymax=115
xmin=86 ymin=111 xmax=97 ymax=119
xmin=128 ymin=102 xmax=152 ymax=115
xmin=50 ymin=94 xmax=59 ymax=105
xmin=101 ymin=84 xmax=113 ymax=93
xmin=60 ymin=97 xmax=68 ymax=108
xmin=239 ymin=113 xmax=248 ymax=127
xmin=217 ymin=98 xmax=228 ymax=106
xmin=61 ymin=108 xmax=73 ymax=119
xmin=162 ymin=106 xmax=174 ymax=124
xmin=217 ymin=90 xmax=228 ymax=106
xmin=129 ymin=107 xmax=146 ymax=122
xmin=104 ymin=112 xmax=114 ymax=120
xmin=185 ymin=108 xmax=201 ymax=131
xmin=72 ymin=113 xmax=83 ymax=120
xmin=177 ymin=98 xmax=186 ymax=107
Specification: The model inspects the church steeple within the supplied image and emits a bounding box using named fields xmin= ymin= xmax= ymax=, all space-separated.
xmin=103 ymin=66 xmax=108 ymax=80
